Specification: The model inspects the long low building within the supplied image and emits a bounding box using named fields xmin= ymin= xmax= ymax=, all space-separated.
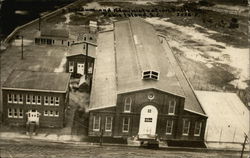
xmin=88 ymin=18 xmax=207 ymax=145
xmin=2 ymin=70 xmax=71 ymax=128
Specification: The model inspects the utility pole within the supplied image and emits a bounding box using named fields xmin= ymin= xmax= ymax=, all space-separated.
xmin=240 ymin=134 xmax=248 ymax=158
xmin=84 ymin=42 xmax=88 ymax=80
xmin=21 ymin=35 xmax=23 ymax=60
xmin=99 ymin=129 xmax=103 ymax=146
xmin=38 ymin=16 xmax=41 ymax=31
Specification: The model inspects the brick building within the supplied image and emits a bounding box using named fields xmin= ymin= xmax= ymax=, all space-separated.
xmin=2 ymin=70 xmax=70 ymax=128
xmin=88 ymin=18 xmax=207 ymax=145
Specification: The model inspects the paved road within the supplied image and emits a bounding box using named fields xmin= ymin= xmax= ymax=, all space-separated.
xmin=0 ymin=139 xmax=245 ymax=158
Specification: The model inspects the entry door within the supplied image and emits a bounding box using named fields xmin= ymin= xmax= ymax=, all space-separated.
xmin=77 ymin=63 xmax=85 ymax=75
xmin=27 ymin=110 xmax=40 ymax=124
xmin=138 ymin=105 xmax=158 ymax=136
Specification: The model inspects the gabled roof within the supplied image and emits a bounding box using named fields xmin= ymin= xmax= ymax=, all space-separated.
xmin=90 ymin=18 xmax=206 ymax=115
xmin=2 ymin=70 xmax=70 ymax=93
xmin=67 ymin=42 xmax=96 ymax=58
xmin=41 ymin=29 xmax=69 ymax=39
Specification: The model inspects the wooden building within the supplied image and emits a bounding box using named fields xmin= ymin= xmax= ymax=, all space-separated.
xmin=2 ymin=70 xmax=70 ymax=128
xmin=35 ymin=29 xmax=71 ymax=46
xmin=88 ymin=18 xmax=207 ymax=145
xmin=66 ymin=41 xmax=97 ymax=78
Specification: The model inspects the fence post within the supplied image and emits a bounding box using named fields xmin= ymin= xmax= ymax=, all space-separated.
xmin=219 ymin=128 xmax=223 ymax=143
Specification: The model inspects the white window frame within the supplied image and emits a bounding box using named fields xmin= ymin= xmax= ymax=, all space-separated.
xmin=44 ymin=110 xmax=48 ymax=116
xmin=19 ymin=109 xmax=23 ymax=118
xmin=31 ymin=95 xmax=36 ymax=104
xmin=8 ymin=108 xmax=13 ymax=118
xmin=37 ymin=96 xmax=41 ymax=105
xmin=49 ymin=110 xmax=54 ymax=117
xmin=166 ymin=120 xmax=174 ymax=135
xmin=194 ymin=122 xmax=202 ymax=136
xmin=44 ymin=96 xmax=49 ymax=105
xmin=26 ymin=94 xmax=31 ymax=104
xmin=122 ymin=117 xmax=130 ymax=133
xmin=8 ymin=94 xmax=12 ymax=103
xmin=182 ymin=119 xmax=190 ymax=136
xmin=93 ymin=116 xmax=101 ymax=131
xmin=168 ymin=100 xmax=176 ymax=115
xmin=18 ymin=94 xmax=23 ymax=104
xmin=13 ymin=109 xmax=18 ymax=118
xmin=105 ymin=116 xmax=113 ymax=132
xmin=50 ymin=97 xmax=54 ymax=105
xmin=55 ymin=97 xmax=60 ymax=106
xmin=55 ymin=111 xmax=59 ymax=117
xmin=124 ymin=97 xmax=132 ymax=113
xmin=13 ymin=94 xmax=18 ymax=104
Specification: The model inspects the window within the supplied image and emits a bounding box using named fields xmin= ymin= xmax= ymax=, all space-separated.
xmin=44 ymin=110 xmax=48 ymax=116
xmin=19 ymin=94 xmax=23 ymax=104
xmin=182 ymin=119 xmax=190 ymax=136
xmin=32 ymin=95 xmax=36 ymax=104
xmin=69 ymin=61 xmax=74 ymax=73
xmin=50 ymin=97 xmax=54 ymax=105
xmin=55 ymin=111 xmax=59 ymax=117
xmin=26 ymin=94 xmax=31 ymax=104
xmin=50 ymin=110 xmax=54 ymax=116
xmin=37 ymin=96 xmax=41 ymax=105
xmin=105 ymin=116 xmax=113 ymax=132
xmin=194 ymin=122 xmax=202 ymax=136
xmin=19 ymin=109 xmax=23 ymax=118
xmin=166 ymin=120 xmax=174 ymax=135
xmin=142 ymin=71 xmax=159 ymax=80
xmin=145 ymin=118 xmax=152 ymax=122
xmin=14 ymin=109 xmax=18 ymax=118
xmin=55 ymin=97 xmax=59 ymax=106
xmin=93 ymin=116 xmax=101 ymax=131
xmin=44 ymin=96 xmax=49 ymax=105
xmin=124 ymin=97 xmax=132 ymax=112
xmin=8 ymin=94 xmax=12 ymax=103
xmin=13 ymin=94 xmax=18 ymax=103
xmin=122 ymin=117 xmax=130 ymax=132
xmin=168 ymin=100 xmax=176 ymax=115
xmin=8 ymin=109 xmax=13 ymax=118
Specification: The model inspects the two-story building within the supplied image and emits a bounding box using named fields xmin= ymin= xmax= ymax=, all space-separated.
xmin=66 ymin=41 xmax=97 ymax=78
xmin=88 ymin=18 xmax=207 ymax=146
xmin=2 ymin=70 xmax=70 ymax=128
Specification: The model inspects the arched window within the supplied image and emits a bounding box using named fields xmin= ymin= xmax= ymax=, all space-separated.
xmin=124 ymin=97 xmax=132 ymax=112
xmin=168 ymin=99 xmax=176 ymax=115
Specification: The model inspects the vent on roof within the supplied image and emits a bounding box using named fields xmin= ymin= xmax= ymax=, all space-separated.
xmin=142 ymin=71 xmax=159 ymax=80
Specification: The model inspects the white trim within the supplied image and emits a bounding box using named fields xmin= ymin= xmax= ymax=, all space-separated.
xmin=93 ymin=116 xmax=101 ymax=131
xmin=105 ymin=116 xmax=113 ymax=132
xmin=124 ymin=97 xmax=132 ymax=113
xmin=44 ymin=96 xmax=49 ymax=105
xmin=166 ymin=120 xmax=173 ymax=135
xmin=7 ymin=94 xmax=12 ymax=103
xmin=2 ymin=87 xmax=67 ymax=93
xmin=168 ymin=99 xmax=176 ymax=115
xmin=37 ymin=96 xmax=42 ymax=105
xmin=88 ymin=105 xmax=116 ymax=111
xmin=18 ymin=94 xmax=23 ymax=104
xmin=13 ymin=94 xmax=18 ymax=104
xmin=182 ymin=119 xmax=190 ymax=136
xmin=26 ymin=94 xmax=31 ymax=104
xmin=194 ymin=122 xmax=202 ymax=136
xmin=122 ymin=117 xmax=130 ymax=133
xmin=55 ymin=97 xmax=60 ymax=106
xmin=184 ymin=109 xmax=208 ymax=117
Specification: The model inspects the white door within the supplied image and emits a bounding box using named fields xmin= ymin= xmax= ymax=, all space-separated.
xmin=27 ymin=110 xmax=40 ymax=125
xmin=77 ymin=63 xmax=84 ymax=75
xmin=138 ymin=105 xmax=158 ymax=138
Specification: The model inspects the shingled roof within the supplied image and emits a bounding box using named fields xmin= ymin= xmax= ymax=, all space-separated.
xmin=67 ymin=42 xmax=97 ymax=58
xmin=41 ymin=29 xmax=69 ymax=39
xmin=90 ymin=18 xmax=206 ymax=115
xmin=2 ymin=70 xmax=71 ymax=93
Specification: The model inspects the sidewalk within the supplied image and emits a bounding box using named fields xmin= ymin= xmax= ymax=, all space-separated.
xmin=1 ymin=131 xmax=249 ymax=153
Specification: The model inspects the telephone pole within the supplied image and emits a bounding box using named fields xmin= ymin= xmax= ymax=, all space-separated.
xmin=240 ymin=134 xmax=248 ymax=158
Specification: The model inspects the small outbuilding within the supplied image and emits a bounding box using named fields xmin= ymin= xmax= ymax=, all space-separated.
xmin=35 ymin=29 xmax=71 ymax=46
